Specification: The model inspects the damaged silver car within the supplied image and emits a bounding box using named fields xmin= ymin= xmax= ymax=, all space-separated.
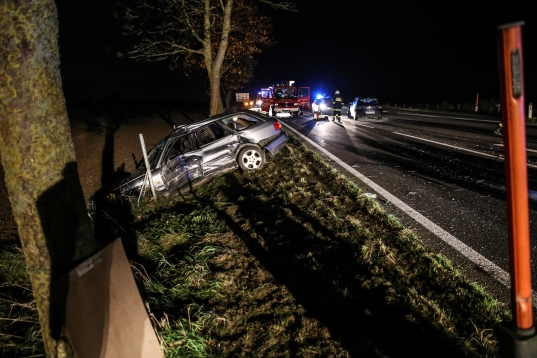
xmin=107 ymin=109 xmax=288 ymax=198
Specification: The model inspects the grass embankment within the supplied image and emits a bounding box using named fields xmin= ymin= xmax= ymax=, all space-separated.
xmin=1 ymin=135 xmax=510 ymax=357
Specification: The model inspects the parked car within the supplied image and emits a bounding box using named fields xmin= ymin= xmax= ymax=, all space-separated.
xmin=311 ymin=97 xmax=333 ymax=119
xmin=348 ymin=97 xmax=383 ymax=119
xmin=95 ymin=109 xmax=288 ymax=200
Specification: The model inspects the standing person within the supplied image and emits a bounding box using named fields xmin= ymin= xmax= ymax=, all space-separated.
xmin=312 ymin=99 xmax=321 ymax=120
xmin=332 ymin=90 xmax=343 ymax=122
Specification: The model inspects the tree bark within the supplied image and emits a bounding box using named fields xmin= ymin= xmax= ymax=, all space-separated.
xmin=205 ymin=0 xmax=232 ymax=116
xmin=0 ymin=1 xmax=96 ymax=356
xmin=224 ymin=88 xmax=233 ymax=111
xmin=209 ymin=73 xmax=225 ymax=115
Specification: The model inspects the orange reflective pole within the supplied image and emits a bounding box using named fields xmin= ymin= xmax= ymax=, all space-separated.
xmin=498 ymin=21 xmax=533 ymax=330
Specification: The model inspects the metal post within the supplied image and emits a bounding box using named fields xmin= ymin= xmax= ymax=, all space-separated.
xmin=139 ymin=134 xmax=158 ymax=202
xmin=475 ymin=93 xmax=479 ymax=113
xmin=495 ymin=21 xmax=537 ymax=358
xmin=530 ymin=103 xmax=533 ymax=119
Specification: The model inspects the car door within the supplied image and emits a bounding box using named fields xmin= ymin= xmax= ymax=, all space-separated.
xmin=161 ymin=133 xmax=202 ymax=191
xmin=197 ymin=121 xmax=239 ymax=174
xmin=260 ymin=89 xmax=273 ymax=112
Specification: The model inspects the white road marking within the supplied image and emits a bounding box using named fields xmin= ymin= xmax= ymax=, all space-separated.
xmin=494 ymin=143 xmax=537 ymax=154
xmin=395 ymin=132 xmax=537 ymax=168
xmin=395 ymin=112 xmax=498 ymax=123
xmin=355 ymin=123 xmax=374 ymax=128
xmin=281 ymin=121 xmax=520 ymax=297
xmin=395 ymin=132 xmax=499 ymax=158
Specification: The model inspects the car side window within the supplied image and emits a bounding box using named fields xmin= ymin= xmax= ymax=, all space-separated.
xmin=164 ymin=133 xmax=197 ymax=163
xmin=221 ymin=116 xmax=259 ymax=131
xmin=199 ymin=122 xmax=227 ymax=146
xmin=164 ymin=137 xmax=182 ymax=164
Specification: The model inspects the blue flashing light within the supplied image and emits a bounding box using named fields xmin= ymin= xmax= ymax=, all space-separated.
xmin=316 ymin=94 xmax=324 ymax=99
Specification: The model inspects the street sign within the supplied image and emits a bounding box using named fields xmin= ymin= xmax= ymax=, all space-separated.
xmin=236 ymin=93 xmax=249 ymax=102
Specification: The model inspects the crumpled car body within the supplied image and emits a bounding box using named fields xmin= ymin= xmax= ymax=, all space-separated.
xmin=104 ymin=109 xmax=288 ymax=199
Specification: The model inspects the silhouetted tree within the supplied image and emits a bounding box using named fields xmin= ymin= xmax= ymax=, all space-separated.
xmin=0 ymin=1 xmax=96 ymax=356
xmin=115 ymin=0 xmax=293 ymax=116
xmin=181 ymin=4 xmax=275 ymax=110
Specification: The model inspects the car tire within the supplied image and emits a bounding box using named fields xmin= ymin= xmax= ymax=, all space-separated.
xmin=237 ymin=146 xmax=265 ymax=171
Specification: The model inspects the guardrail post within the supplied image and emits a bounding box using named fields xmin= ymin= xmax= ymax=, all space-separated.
xmin=495 ymin=21 xmax=537 ymax=358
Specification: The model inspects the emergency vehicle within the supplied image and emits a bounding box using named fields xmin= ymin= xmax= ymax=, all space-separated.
xmin=256 ymin=81 xmax=310 ymax=117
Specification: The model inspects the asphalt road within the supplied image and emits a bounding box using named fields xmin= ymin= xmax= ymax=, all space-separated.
xmin=278 ymin=107 xmax=537 ymax=307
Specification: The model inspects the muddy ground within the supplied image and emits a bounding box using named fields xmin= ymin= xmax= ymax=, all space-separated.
xmin=0 ymin=101 xmax=210 ymax=242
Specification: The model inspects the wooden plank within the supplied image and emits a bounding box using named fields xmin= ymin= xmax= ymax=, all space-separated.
xmin=65 ymin=239 xmax=163 ymax=358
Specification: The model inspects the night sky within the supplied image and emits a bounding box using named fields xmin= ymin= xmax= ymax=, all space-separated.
xmin=55 ymin=0 xmax=536 ymax=107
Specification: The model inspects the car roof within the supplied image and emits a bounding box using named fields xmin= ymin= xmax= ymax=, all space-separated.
xmin=165 ymin=109 xmax=270 ymax=139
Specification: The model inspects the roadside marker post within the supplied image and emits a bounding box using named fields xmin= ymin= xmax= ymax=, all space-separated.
xmin=139 ymin=133 xmax=158 ymax=202
xmin=495 ymin=21 xmax=537 ymax=357
xmin=530 ymin=103 xmax=533 ymax=119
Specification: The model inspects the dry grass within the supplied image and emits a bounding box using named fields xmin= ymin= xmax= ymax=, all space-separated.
xmin=124 ymin=135 xmax=509 ymax=357
xmin=1 ymin=135 xmax=510 ymax=357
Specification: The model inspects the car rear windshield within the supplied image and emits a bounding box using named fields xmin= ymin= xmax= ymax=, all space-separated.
xmin=358 ymin=98 xmax=379 ymax=105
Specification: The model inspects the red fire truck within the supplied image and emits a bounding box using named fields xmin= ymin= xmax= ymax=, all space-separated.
xmin=256 ymin=81 xmax=310 ymax=117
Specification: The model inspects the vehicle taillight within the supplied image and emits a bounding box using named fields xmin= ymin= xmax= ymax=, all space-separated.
xmin=273 ymin=121 xmax=282 ymax=130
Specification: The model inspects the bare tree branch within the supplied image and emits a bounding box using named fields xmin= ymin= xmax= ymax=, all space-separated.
xmin=115 ymin=0 xmax=295 ymax=115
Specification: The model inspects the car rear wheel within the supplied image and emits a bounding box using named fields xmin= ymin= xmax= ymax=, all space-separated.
xmin=238 ymin=146 xmax=265 ymax=171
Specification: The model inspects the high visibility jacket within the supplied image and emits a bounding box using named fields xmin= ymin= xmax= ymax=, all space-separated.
xmin=333 ymin=95 xmax=343 ymax=110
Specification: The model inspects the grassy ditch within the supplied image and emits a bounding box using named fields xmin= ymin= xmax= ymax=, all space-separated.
xmin=1 ymin=135 xmax=510 ymax=357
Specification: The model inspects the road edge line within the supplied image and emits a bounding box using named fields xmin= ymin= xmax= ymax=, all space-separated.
xmin=281 ymin=122 xmax=513 ymax=289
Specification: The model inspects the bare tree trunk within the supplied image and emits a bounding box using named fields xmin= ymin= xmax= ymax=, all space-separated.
xmin=0 ymin=1 xmax=96 ymax=356
xmin=205 ymin=0 xmax=232 ymax=116
xmin=209 ymin=73 xmax=225 ymax=115
xmin=224 ymin=88 xmax=233 ymax=111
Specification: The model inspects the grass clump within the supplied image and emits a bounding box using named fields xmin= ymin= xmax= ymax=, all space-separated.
xmin=0 ymin=244 xmax=44 ymax=357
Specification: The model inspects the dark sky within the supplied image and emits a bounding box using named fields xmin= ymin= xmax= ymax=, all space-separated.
xmin=56 ymin=0 xmax=536 ymax=106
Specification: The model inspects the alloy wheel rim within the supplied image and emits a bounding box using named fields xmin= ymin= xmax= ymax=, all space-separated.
xmin=242 ymin=150 xmax=261 ymax=169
